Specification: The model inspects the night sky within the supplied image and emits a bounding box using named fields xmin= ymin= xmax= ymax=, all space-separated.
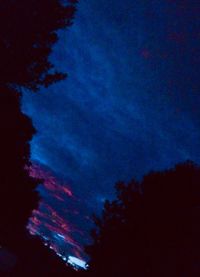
xmin=22 ymin=0 xmax=200 ymax=264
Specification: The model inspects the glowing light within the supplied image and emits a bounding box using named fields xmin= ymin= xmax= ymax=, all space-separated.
xmin=26 ymin=163 xmax=88 ymax=263
xmin=67 ymin=256 xmax=87 ymax=270
xmin=55 ymin=233 xmax=65 ymax=240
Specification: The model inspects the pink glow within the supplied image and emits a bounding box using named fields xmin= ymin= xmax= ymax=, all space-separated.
xmin=27 ymin=163 xmax=85 ymax=261
xmin=28 ymin=164 xmax=73 ymax=198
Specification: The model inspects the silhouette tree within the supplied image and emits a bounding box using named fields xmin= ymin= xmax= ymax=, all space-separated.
xmin=86 ymin=161 xmax=200 ymax=277
xmin=0 ymin=0 xmax=76 ymax=90
xmin=0 ymin=0 xmax=77 ymax=262
xmin=0 ymin=88 xmax=39 ymax=247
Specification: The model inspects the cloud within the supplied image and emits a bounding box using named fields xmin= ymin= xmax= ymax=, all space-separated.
xmin=22 ymin=0 xmax=200 ymax=253
xmin=27 ymin=162 xmax=91 ymax=260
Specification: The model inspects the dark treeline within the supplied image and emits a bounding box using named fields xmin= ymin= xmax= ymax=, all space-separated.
xmin=85 ymin=161 xmax=200 ymax=277
xmin=0 ymin=0 xmax=78 ymax=275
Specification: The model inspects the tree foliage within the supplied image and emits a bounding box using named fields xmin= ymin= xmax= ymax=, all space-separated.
xmin=0 ymin=0 xmax=76 ymax=254
xmin=0 ymin=0 xmax=76 ymax=91
xmin=86 ymin=161 xmax=200 ymax=277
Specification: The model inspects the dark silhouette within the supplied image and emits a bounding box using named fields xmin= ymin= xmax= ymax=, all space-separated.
xmin=0 ymin=0 xmax=76 ymax=90
xmin=86 ymin=161 xmax=200 ymax=277
xmin=0 ymin=0 xmax=77 ymax=273
xmin=0 ymin=87 xmax=39 ymax=247
xmin=0 ymin=235 xmax=81 ymax=276
xmin=9 ymin=236 xmax=80 ymax=276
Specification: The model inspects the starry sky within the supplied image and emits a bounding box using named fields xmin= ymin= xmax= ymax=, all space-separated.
xmin=22 ymin=0 xmax=200 ymax=262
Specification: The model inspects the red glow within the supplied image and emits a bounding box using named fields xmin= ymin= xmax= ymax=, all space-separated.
xmin=141 ymin=48 xmax=151 ymax=59
xmin=27 ymin=163 xmax=85 ymax=260
xmin=28 ymin=164 xmax=73 ymax=198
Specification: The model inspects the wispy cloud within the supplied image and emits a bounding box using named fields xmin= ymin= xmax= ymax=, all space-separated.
xmin=27 ymin=163 xmax=90 ymax=260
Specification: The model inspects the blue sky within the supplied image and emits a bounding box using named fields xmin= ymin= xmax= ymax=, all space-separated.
xmin=22 ymin=0 xmax=200 ymax=258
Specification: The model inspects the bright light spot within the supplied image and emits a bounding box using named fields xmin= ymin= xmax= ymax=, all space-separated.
xmin=55 ymin=233 xmax=65 ymax=240
xmin=67 ymin=256 xmax=87 ymax=270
